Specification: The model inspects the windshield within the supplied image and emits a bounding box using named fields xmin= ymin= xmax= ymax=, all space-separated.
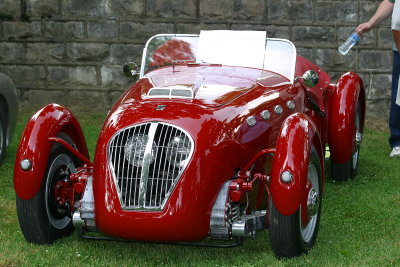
xmin=140 ymin=31 xmax=296 ymax=83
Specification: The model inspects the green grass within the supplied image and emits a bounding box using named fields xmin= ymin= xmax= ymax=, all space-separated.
xmin=1 ymin=112 xmax=399 ymax=266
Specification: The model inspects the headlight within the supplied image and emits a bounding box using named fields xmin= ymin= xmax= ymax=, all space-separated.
xmin=166 ymin=135 xmax=191 ymax=168
xmin=124 ymin=135 xmax=156 ymax=167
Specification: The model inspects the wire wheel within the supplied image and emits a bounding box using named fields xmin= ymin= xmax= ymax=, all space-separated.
xmin=16 ymin=134 xmax=79 ymax=244
xmin=269 ymin=146 xmax=322 ymax=258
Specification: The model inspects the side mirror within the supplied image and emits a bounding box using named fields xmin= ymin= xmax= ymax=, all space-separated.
xmin=301 ymin=70 xmax=319 ymax=88
xmin=123 ymin=62 xmax=139 ymax=78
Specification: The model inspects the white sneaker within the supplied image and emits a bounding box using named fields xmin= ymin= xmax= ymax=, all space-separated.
xmin=390 ymin=146 xmax=400 ymax=157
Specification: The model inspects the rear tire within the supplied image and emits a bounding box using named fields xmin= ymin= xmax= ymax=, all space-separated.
xmin=331 ymin=102 xmax=362 ymax=181
xmin=269 ymin=146 xmax=322 ymax=258
xmin=16 ymin=135 xmax=78 ymax=244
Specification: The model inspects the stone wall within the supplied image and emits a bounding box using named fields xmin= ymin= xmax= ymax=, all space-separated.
xmin=0 ymin=0 xmax=394 ymax=116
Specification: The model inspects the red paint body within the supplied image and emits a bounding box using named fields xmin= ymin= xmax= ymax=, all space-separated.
xmin=14 ymin=52 xmax=365 ymax=242
xmin=14 ymin=104 xmax=89 ymax=200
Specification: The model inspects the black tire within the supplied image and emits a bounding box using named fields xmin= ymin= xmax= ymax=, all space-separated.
xmin=0 ymin=110 xmax=6 ymax=164
xmin=269 ymin=146 xmax=322 ymax=258
xmin=331 ymin=102 xmax=362 ymax=181
xmin=16 ymin=135 xmax=79 ymax=244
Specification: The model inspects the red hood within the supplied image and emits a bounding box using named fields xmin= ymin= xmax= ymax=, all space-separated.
xmin=121 ymin=65 xmax=290 ymax=108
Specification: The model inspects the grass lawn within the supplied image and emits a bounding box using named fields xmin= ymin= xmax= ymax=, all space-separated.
xmin=0 ymin=111 xmax=399 ymax=266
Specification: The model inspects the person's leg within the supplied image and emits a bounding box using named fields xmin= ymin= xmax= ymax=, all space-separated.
xmin=389 ymin=50 xmax=400 ymax=150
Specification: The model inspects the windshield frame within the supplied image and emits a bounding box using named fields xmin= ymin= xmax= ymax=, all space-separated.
xmin=139 ymin=33 xmax=297 ymax=83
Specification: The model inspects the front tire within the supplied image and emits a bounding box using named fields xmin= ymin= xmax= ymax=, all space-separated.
xmin=16 ymin=136 xmax=78 ymax=244
xmin=269 ymin=146 xmax=322 ymax=258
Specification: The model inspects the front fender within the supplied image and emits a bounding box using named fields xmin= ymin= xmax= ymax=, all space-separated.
xmin=270 ymin=113 xmax=323 ymax=216
xmin=329 ymin=72 xmax=365 ymax=164
xmin=14 ymin=104 xmax=89 ymax=200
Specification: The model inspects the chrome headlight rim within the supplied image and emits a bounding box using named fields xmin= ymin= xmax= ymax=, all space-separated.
xmin=124 ymin=134 xmax=157 ymax=167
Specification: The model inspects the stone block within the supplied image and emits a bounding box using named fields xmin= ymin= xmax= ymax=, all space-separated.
xmin=359 ymin=50 xmax=392 ymax=71
xmin=292 ymin=26 xmax=336 ymax=45
xmin=370 ymin=74 xmax=392 ymax=98
xmin=147 ymin=0 xmax=196 ymax=19
xmin=67 ymin=43 xmax=110 ymax=62
xmin=316 ymin=48 xmax=356 ymax=69
xmin=297 ymin=47 xmax=315 ymax=63
xmin=0 ymin=0 xmax=20 ymax=18
xmin=44 ymin=21 xmax=85 ymax=41
xmin=3 ymin=22 xmax=42 ymax=40
xmin=357 ymin=72 xmax=371 ymax=94
xmin=26 ymin=0 xmax=60 ymax=18
xmin=120 ymin=22 xmax=174 ymax=42
xmin=177 ymin=23 xmax=229 ymax=34
xmin=232 ymin=0 xmax=265 ymax=21
xmin=360 ymin=1 xmax=379 ymax=23
xmin=0 ymin=42 xmax=25 ymax=62
xmin=110 ymin=44 xmax=144 ymax=63
xmin=106 ymin=0 xmax=145 ymax=19
xmin=48 ymin=66 xmax=98 ymax=87
xmin=0 ymin=65 xmax=46 ymax=87
xmin=63 ymin=0 xmax=107 ymax=17
xmin=366 ymin=99 xmax=390 ymax=119
xmin=67 ymin=90 xmax=108 ymax=109
xmin=87 ymin=21 xmax=118 ymax=40
xmin=378 ymin=27 xmax=394 ymax=49
xmin=268 ymin=0 xmax=313 ymax=22
xmin=230 ymin=24 xmax=289 ymax=39
xmin=27 ymin=43 xmax=65 ymax=63
xmin=101 ymin=65 xmax=131 ymax=87
xmin=200 ymin=0 xmax=234 ymax=20
xmin=22 ymin=90 xmax=67 ymax=108
xmin=316 ymin=1 xmax=357 ymax=23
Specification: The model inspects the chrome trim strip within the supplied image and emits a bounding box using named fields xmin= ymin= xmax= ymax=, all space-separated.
xmin=138 ymin=123 xmax=158 ymax=208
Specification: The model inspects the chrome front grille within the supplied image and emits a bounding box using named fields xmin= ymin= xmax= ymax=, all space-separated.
xmin=108 ymin=122 xmax=194 ymax=210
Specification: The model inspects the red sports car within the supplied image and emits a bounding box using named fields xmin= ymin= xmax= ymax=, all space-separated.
xmin=14 ymin=31 xmax=365 ymax=258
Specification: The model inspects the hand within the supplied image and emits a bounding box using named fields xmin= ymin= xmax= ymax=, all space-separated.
xmin=356 ymin=22 xmax=373 ymax=37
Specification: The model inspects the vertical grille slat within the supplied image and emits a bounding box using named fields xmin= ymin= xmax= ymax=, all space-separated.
xmin=108 ymin=122 xmax=194 ymax=210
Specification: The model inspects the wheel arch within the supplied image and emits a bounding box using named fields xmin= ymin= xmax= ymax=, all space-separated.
xmin=329 ymin=72 xmax=365 ymax=164
xmin=270 ymin=113 xmax=324 ymax=216
xmin=14 ymin=104 xmax=89 ymax=200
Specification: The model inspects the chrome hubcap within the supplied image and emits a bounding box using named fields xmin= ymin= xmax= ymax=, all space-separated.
xmin=300 ymin=163 xmax=319 ymax=243
xmin=307 ymin=188 xmax=319 ymax=217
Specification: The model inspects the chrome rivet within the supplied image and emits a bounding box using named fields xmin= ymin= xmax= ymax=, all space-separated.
xmin=260 ymin=110 xmax=270 ymax=120
xmin=281 ymin=171 xmax=293 ymax=184
xmin=274 ymin=105 xmax=283 ymax=115
xmin=286 ymin=100 xmax=295 ymax=110
xmin=20 ymin=159 xmax=32 ymax=171
xmin=246 ymin=116 xmax=257 ymax=127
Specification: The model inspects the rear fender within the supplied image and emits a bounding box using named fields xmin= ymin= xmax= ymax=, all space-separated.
xmin=329 ymin=72 xmax=365 ymax=163
xmin=270 ymin=113 xmax=323 ymax=216
xmin=14 ymin=104 xmax=89 ymax=200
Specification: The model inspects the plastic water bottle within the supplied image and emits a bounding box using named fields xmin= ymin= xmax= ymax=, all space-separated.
xmin=338 ymin=32 xmax=362 ymax=55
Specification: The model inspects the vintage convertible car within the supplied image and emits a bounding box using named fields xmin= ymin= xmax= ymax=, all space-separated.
xmin=14 ymin=31 xmax=365 ymax=258
xmin=0 ymin=73 xmax=18 ymax=164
